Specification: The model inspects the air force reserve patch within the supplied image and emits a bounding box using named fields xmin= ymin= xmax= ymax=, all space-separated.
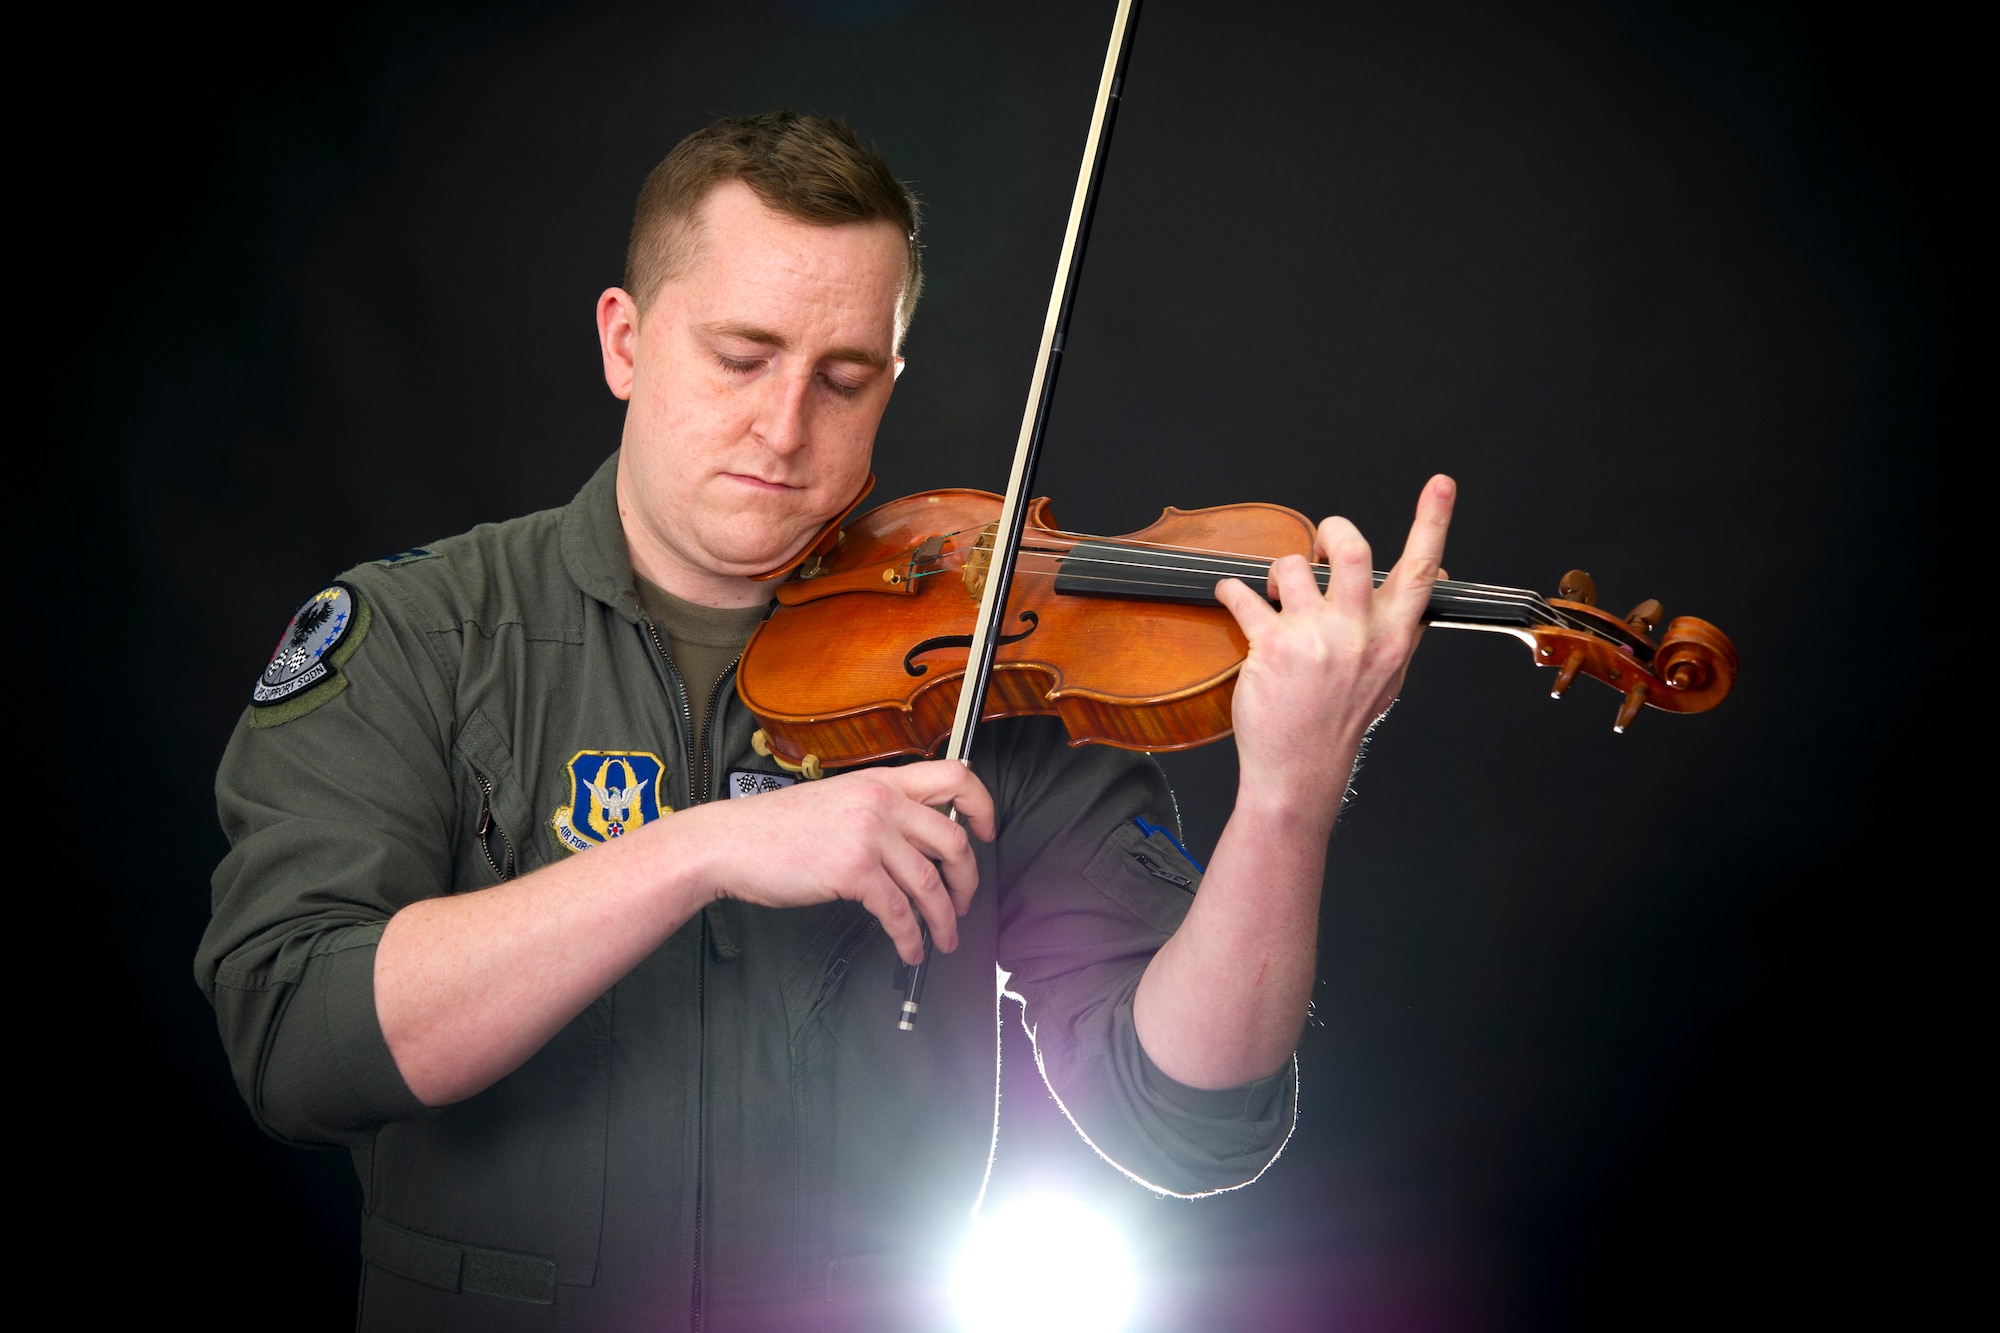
xmin=250 ymin=583 xmax=371 ymax=727
xmin=553 ymin=751 xmax=671 ymax=852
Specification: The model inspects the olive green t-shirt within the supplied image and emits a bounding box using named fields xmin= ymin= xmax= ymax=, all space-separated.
xmin=633 ymin=574 xmax=768 ymax=756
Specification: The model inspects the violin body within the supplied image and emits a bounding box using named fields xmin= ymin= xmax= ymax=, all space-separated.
xmin=740 ymin=489 xmax=1315 ymax=772
xmin=737 ymin=489 xmax=1740 ymax=774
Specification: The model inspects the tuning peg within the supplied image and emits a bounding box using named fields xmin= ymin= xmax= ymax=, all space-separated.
xmin=1557 ymin=569 xmax=1597 ymax=605
xmin=1613 ymin=681 xmax=1647 ymax=733
xmin=1550 ymin=648 xmax=1585 ymax=699
xmin=1625 ymin=599 xmax=1663 ymax=635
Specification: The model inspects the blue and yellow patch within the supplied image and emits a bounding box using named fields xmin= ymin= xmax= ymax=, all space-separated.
xmin=552 ymin=751 xmax=670 ymax=852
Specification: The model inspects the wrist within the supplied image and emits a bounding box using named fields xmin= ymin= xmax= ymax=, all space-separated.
xmin=1232 ymin=742 xmax=1359 ymax=836
xmin=620 ymin=805 xmax=726 ymax=916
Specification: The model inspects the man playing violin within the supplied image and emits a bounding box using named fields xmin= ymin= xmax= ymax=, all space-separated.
xmin=200 ymin=112 xmax=1454 ymax=1330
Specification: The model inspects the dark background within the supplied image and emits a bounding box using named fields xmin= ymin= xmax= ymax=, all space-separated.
xmin=48 ymin=0 xmax=1971 ymax=1328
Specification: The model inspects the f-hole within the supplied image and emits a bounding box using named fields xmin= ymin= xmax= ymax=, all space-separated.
xmin=904 ymin=611 xmax=1041 ymax=678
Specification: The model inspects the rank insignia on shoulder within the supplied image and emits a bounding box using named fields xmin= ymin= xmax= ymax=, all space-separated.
xmin=553 ymin=751 xmax=671 ymax=853
xmin=250 ymin=583 xmax=371 ymax=727
xmin=727 ymin=769 xmax=796 ymax=799
xmin=375 ymin=548 xmax=435 ymax=567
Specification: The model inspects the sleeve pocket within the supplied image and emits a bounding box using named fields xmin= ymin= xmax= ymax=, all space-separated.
xmin=1081 ymin=819 xmax=1203 ymax=937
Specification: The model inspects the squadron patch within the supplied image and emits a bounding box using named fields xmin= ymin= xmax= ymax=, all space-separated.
xmin=552 ymin=751 xmax=671 ymax=853
xmin=727 ymin=769 xmax=796 ymax=799
xmin=250 ymin=583 xmax=370 ymax=727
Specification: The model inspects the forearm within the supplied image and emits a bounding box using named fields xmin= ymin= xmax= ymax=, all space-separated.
xmin=1141 ymin=477 xmax=1453 ymax=1089
xmin=374 ymin=757 xmax=995 ymax=1107
xmin=1131 ymin=760 xmax=1347 ymax=1090
xmin=375 ymin=816 xmax=715 ymax=1106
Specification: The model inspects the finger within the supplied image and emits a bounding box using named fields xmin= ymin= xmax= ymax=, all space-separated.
xmin=1310 ymin=515 xmax=1363 ymax=565
xmin=859 ymin=871 xmax=930 ymax=966
xmin=882 ymin=840 xmax=962 ymax=953
xmin=1214 ymin=576 xmax=1281 ymax=637
xmin=942 ymin=765 xmax=996 ymax=844
xmin=1269 ymin=553 xmax=1322 ymax=611
xmin=880 ymin=761 xmax=997 ymax=843
xmin=1382 ymin=475 xmax=1455 ymax=622
xmin=895 ymin=801 xmax=980 ymax=916
xmin=1317 ymin=520 xmax=1374 ymax=619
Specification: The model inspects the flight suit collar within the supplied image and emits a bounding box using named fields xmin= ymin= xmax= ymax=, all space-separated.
xmin=559 ymin=451 xmax=644 ymax=623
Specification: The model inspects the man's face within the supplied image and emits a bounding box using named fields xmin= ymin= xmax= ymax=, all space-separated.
xmin=607 ymin=180 xmax=907 ymax=600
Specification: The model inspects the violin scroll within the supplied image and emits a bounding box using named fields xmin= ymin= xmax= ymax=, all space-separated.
xmin=1533 ymin=571 xmax=1738 ymax=732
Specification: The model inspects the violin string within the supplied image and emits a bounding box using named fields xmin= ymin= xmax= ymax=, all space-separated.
xmin=1007 ymin=546 xmax=1554 ymax=609
xmin=933 ymin=519 xmax=1553 ymax=597
xmin=940 ymin=546 xmax=1567 ymax=628
xmin=905 ymin=526 xmax=1616 ymax=636
xmin=940 ymin=516 xmax=1440 ymax=580
xmin=937 ymin=532 xmax=1550 ymax=603
xmin=1023 ymin=526 xmax=1549 ymax=595
xmin=923 ymin=536 xmax=1558 ymax=613
xmin=1000 ymin=538 xmax=1551 ymax=603
xmin=933 ymin=520 xmax=1511 ymax=589
xmin=1002 ymin=564 xmax=1550 ymax=617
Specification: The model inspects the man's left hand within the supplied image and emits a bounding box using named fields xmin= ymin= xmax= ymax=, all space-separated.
xmin=1214 ymin=474 xmax=1457 ymax=828
xmin=1131 ymin=475 xmax=1457 ymax=1090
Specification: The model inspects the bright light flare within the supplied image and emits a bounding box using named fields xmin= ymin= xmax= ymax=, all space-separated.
xmin=950 ymin=1193 xmax=1136 ymax=1333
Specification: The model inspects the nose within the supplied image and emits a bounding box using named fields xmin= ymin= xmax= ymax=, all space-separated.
xmin=752 ymin=365 xmax=813 ymax=457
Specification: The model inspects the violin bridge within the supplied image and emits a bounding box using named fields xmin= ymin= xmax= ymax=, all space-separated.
xmin=962 ymin=523 xmax=997 ymax=598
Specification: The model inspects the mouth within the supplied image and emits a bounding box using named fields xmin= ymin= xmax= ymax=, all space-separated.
xmin=724 ymin=466 xmax=808 ymax=488
xmin=721 ymin=472 xmax=804 ymax=493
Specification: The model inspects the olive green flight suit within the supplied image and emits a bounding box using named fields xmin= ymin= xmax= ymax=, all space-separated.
xmin=198 ymin=453 xmax=1295 ymax=1331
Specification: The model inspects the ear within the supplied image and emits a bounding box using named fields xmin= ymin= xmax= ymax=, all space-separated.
xmin=892 ymin=354 xmax=906 ymax=381
xmin=597 ymin=287 xmax=640 ymax=401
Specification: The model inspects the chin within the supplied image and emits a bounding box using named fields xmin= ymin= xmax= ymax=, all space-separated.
xmin=707 ymin=518 xmax=816 ymax=575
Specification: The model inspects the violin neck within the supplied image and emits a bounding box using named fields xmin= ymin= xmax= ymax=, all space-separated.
xmin=1051 ymin=540 xmax=1551 ymax=631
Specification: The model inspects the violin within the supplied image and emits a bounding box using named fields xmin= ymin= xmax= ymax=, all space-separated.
xmin=738 ymin=0 xmax=1736 ymax=1027
xmin=737 ymin=487 xmax=1738 ymax=780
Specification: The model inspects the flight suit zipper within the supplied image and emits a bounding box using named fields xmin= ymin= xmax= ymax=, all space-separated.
xmin=644 ymin=619 xmax=746 ymax=1331
xmin=644 ymin=621 xmax=707 ymax=1329
xmin=694 ymin=908 xmax=708 ymax=1331
xmin=696 ymin=652 xmax=744 ymax=800
xmin=688 ymin=655 xmax=744 ymax=1332
xmin=471 ymin=769 xmax=515 ymax=882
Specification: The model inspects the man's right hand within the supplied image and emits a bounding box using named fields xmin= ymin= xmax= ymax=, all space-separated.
xmin=377 ymin=757 xmax=994 ymax=1107
xmin=674 ymin=759 xmax=995 ymax=963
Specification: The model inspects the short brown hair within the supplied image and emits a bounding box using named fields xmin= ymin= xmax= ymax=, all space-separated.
xmin=624 ymin=110 xmax=923 ymax=340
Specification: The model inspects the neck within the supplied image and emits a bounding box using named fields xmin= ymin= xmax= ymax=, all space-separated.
xmin=1046 ymin=537 xmax=1560 ymax=634
xmin=620 ymin=523 xmax=773 ymax=609
xmin=614 ymin=485 xmax=785 ymax=612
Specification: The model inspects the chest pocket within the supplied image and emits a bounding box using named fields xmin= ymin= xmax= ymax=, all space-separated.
xmin=452 ymin=708 xmax=540 ymax=892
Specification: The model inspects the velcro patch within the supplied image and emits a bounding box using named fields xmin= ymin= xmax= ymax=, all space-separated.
xmin=726 ymin=769 xmax=796 ymax=799
xmin=552 ymin=751 xmax=670 ymax=852
xmin=250 ymin=583 xmax=370 ymax=726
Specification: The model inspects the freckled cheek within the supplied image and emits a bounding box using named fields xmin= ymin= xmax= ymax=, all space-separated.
xmin=650 ymin=394 xmax=753 ymax=483
xmin=822 ymin=419 xmax=876 ymax=485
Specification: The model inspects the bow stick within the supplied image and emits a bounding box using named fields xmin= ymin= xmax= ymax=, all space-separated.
xmin=900 ymin=0 xmax=1143 ymax=1029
